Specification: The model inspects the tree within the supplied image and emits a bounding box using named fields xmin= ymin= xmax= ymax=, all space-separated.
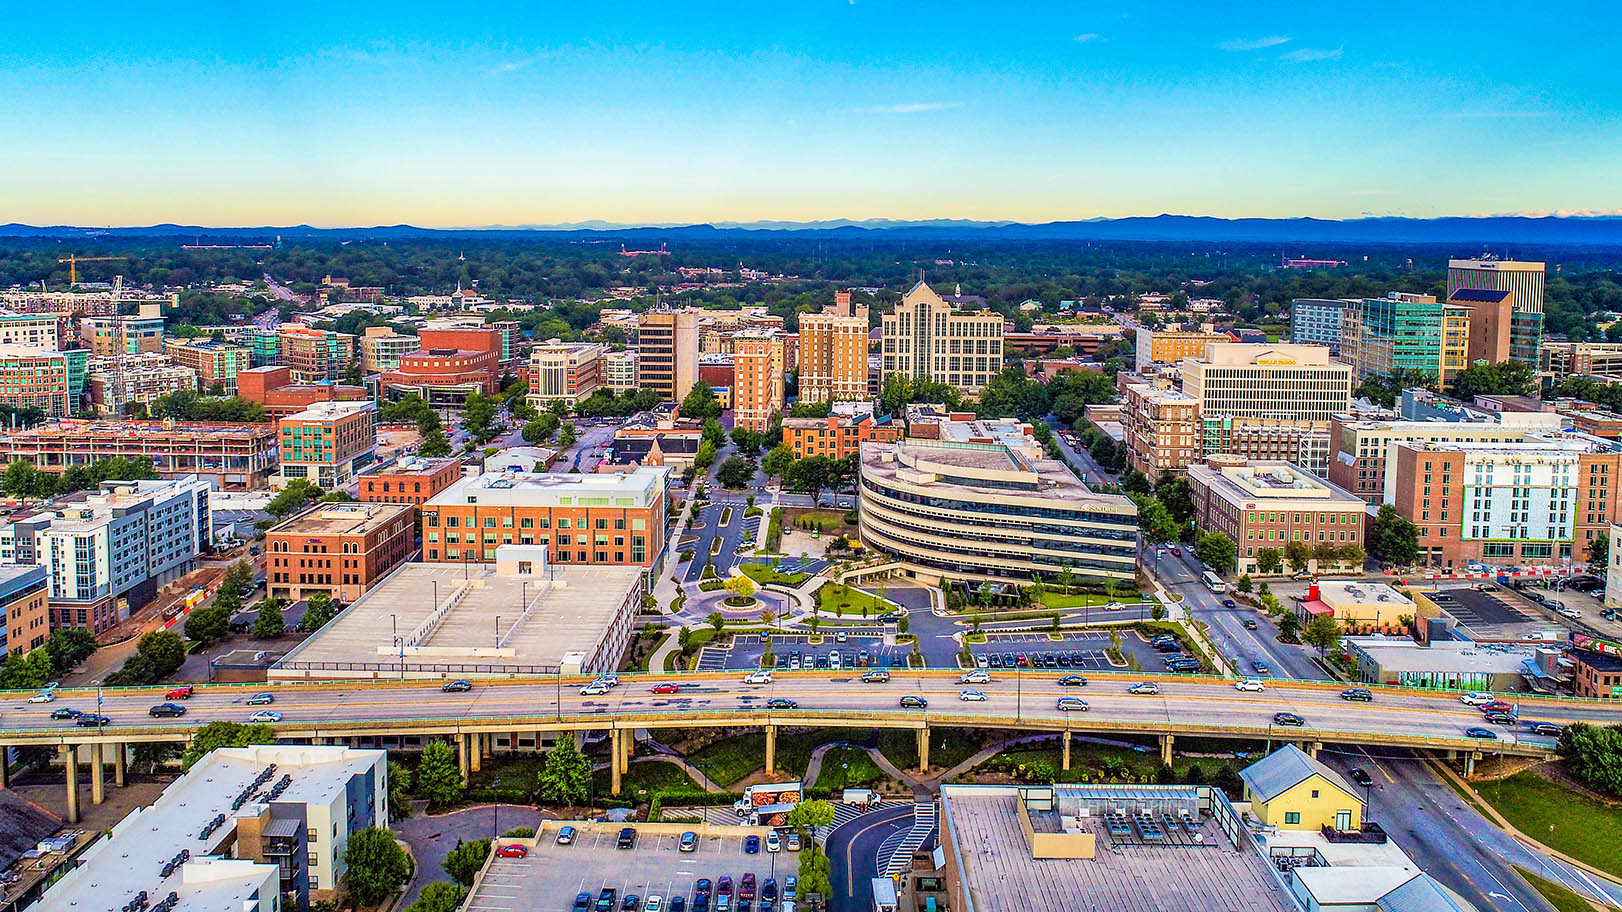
xmin=1154 ymin=473 xmax=1195 ymax=525
xmin=1150 ymin=601 xmax=1167 ymax=621
xmin=558 ymin=423 xmax=577 ymax=447
xmin=762 ymin=445 xmax=795 ymax=480
xmin=443 ymin=839 xmax=491 ymax=887
xmin=343 ymin=826 xmax=412 ymax=906
xmin=1313 ymin=542 xmax=1339 ymax=569
xmin=537 ymin=737 xmax=593 ymax=805
xmin=301 ymin=592 xmax=336 ymax=631
xmin=462 ymin=392 xmax=501 ymax=444
xmin=708 ymin=611 xmax=726 ymax=634
xmin=724 ymin=576 xmax=756 ymax=600
xmin=1302 ymin=614 xmax=1342 ymax=655
xmin=785 ymin=456 xmax=834 ymax=505
xmin=1452 ymin=360 xmax=1537 ymax=400
xmin=0 ymin=648 xmax=52 ymax=690
xmin=1121 ymin=468 xmax=1152 ymax=495
xmin=1339 ymin=543 xmax=1366 ymax=570
xmin=1556 ymin=723 xmax=1622 ymax=798
xmin=1255 ymin=548 xmax=1283 ymax=575
xmin=137 ymin=630 xmax=186 ymax=677
xmin=1132 ymin=495 xmax=1181 ymax=546
xmin=503 ymin=827 xmax=535 ymax=838
xmin=222 ymin=560 xmax=255 ymax=599
xmin=1284 ymin=540 xmax=1312 ymax=574
xmin=1195 ymin=532 xmax=1237 ymax=574
xmin=419 ymin=427 xmax=453 ymax=458
xmin=784 ymin=799 xmax=836 ymax=832
xmin=1278 ymin=611 xmax=1301 ymax=641
xmin=387 ymin=760 xmax=414 ymax=821
xmin=1588 ymin=532 xmax=1610 ymax=574
xmin=1368 ymin=505 xmax=1421 ymax=568
xmin=522 ymin=415 xmax=558 ymax=444
xmin=266 ymin=478 xmax=323 ymax=519
xmin=415 ymin=739 xmax=464 ymax=806
xmin=717 ymin=456 xmax=755 ymax=489
xmin=181 ymin=721 xmax=277 ymax=770
xmin=1237 ymin=574 xmax=1253 ymax=594
xmin=680 ymin=382 xmax=724 ymax=421
xmin=731 ymin=427 xmax=763 ymax=455
xmin=253 ymin=600 xmax=285 ymax=638
xmin=799 ymin=845 xmax=833 ymax=900
xmin=183 ymin=603 xmax=230 ymax=646
xmin=405 ymin=882 xmax=468 ymax=912
xmin=43 ymin=628 xmax=98 ymax=676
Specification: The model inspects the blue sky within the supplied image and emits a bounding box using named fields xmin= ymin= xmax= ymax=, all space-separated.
xmin=3 ymin=1 xmax=1618 ymax=226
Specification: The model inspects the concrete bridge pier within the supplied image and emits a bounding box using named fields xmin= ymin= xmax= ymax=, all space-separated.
xmin=457 ymin=734 xmax=471 ymax=786
xmin=621 ymin=730 xmax=632 ymax=774
xmin=114 ymin=743 xmax=127 ymax=788
xmin=1306 ymin=742 xmax=1321 ymax=760
xmin=1062 ymin=733 xmax=1071 ymax=771
xmin=1465 ymin=751 xmax=1480 ymax=777
xmin=610 ymin=731 xmax=623 ymax=794
xmin=91 ymin=744 xmax=105 ymax=806
xmin=917 ymin=727 xmax=930 ymax=772
xmin=1160 ymin=735 xmax=1174 ymax=766
xmin=765 ymin=725 xmax=777 ymax=774
xmin=481 ymin=733 xmax=492 ymax=761
xmin=0 ymin=747 xmax=9 ymax=789
xmin=61 ymin=745 xmax=80 ymax=824
xmin=469 ymin=734 xmax=482 ymax=773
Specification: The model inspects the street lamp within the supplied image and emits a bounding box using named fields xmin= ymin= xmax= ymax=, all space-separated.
xmin=495 ymin=616 xmax=501 ymax=648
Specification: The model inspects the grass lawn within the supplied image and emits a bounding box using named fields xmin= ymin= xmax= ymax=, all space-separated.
xmin=814 ymin=746 xmax=887 ymax=791
xmin=1474 ymin=772 xmax=1622 ymax=879
xmin=817 ymin=582 xmax=883 ymax=616
xmin=1038 ymin=591 xmax=1145 ymax=609
xmin=469 ymin=754 xmax=548 ymax=791
xmin=878 ymin=728 xmax=983 ymax=773
xmin=740 ymin=563 xmax=811 ymax=588
xmin=664 ymin=627 xmax=719 ymax=671
xmin=690 ymin=727 xmax=866 ymax=786
xmin=591 ymin=759 xmax=702 ymax=797
xmin=1511 ymin=866 xmax=1600 ymax=912
xmin=792 ymin=510 xmax=852 ymax=530
xmin=977 ymin=741 xmax=1239 ymax=784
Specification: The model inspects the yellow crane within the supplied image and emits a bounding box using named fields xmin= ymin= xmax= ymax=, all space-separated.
xmin=57 ymin=254 xmax=126 ymax=286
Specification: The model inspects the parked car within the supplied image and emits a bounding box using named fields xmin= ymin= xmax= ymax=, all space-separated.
xmin=616 ymin=827 xmax=636 ymax=849
xmin=556 ymin=825 xmax=577 ymax=845
xmin=761 ymin=878 xmax=778 ymax=903
xmin=900 ymin=695 xmax=929 ymax=708
xmin=1057 ymin=697 xmax=1089 ymax=712
xmin=784 ymin=876 xmax=797 ymax=899
xmin=1272 ymin=712 xmax=1306 ymax=727
xmin=495 ymin=844 xmax=528 ymax=858
xmin=1057 ymin=674 xmax=1088 ymax=687
xmin=678 ymin=831 xmax=697 ymax=852
xmin=740 ymin=873 xmax=756 ymax=899
xmin=1340 ymin=688 xmax=1374 ymax=702
xmin=744 ymin=835 xmax=760 ymax=854
xmin=786 ymin=831 xmax=802 ymax=851
xmin=975 ymin=654 xmax=989 ymax=668
xmin=766 ymin=831 xmax=781 ymax=853
xmin=718 ymin=876 xmax=733 ymax=896
xmin=573 ymin=893 xmax=593 ymax=912
xmin=440 ymin=680 xmax=472 ymax=693
xmin=595 ymin=889 xmax=616 ymax=912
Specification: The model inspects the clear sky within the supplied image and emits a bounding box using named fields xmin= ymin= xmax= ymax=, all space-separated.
xmin=3 ymin=1 xmax=1619 ymax=227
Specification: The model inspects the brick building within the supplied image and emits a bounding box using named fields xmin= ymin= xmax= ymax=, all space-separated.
xmin=0 ymin=564 xmax=50 ymax=658
xmin=358 ymin=457 xmax=463 ymax=506
xmin=236 ymin=365 xmax=369 ymax=419
xmin=0 ymin=418 xmax=278 ymax=489
xmin=1187 ymin=456 xmax=1366 ymax=575
xmin=782 ymin=411 xmax=899 ymax=460
xmin=166 ymin=339 xmax=251 ymax=394
xmin=274 ymin=400 xmax=378 ymax=490
xmin=528 ymin=340 xmax=604 ymax=407
xmin=797 ymin=291 xmax=869 ymax=404
xmin=265 ymin=502 xmax=415 ymax=602
xmin=731 ymin=330 xmax=784 ymax=432
xmin=379 ymin=348 xmax=500 ymax=407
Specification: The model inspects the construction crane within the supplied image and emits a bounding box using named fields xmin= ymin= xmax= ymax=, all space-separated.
xmin=57 ymin=254 xmax=126 ymax=286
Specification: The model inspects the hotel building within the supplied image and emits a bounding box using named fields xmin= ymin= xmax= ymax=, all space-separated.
xmin=1187 ymin=456 xmax=1365 ymax=575
xmin=731 ymin=330 xmax=784 ymax=432
xmin=266 ymin=502 xmax=415 ymax=603
xmin=273 ymin=400 xmax=378 ymax=490
xmin=881 ymin=281 xmax=1004 ymax=397
xmin=528 ymin=340 xmax=604 ymax=407
xmin=797 ymin=291 xmax=870 ymax=403
xmin=637 ymin=309 xmax=699 ymax=403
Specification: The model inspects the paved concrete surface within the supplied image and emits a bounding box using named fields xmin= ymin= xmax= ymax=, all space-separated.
xmin=394 ymin=804 xmax=557 ymax=907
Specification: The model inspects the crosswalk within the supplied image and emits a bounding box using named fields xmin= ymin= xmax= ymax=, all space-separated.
xmin=814 ymin=802 xmax=866 ymax=845
xmin=880 ymin=802 xmax=938 ymax=878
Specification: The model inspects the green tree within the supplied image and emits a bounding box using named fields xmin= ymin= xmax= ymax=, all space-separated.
xmin=522 ymin=414 xmax=558 ymax=444
xmin=1150 ymin=601 xmax=1167 ymax=621
xmin=1556 ymin=723 xmax=1622 ymax=797
xmin=1312 ymin=542 xmax=1339 ymax=569
xmin=419 ymin=427 xmax=453 ymax=458
xmin=503 ymin=827 xmax=535 ymax=838
xmin=387 ymin=760 xmax=414 ymax=821
xmin=1237 ymin=574 xmax=1253 ymax=594
xmin=762 ymin=445 xmax=795 ymax=479
xmin=1195 ymin=532 xmax=1238 ymax=574
xmin=415 ymin=739 xmax=464 ymax=806
xmin=1302 ymin=614 xmax=1342 ymax=655
xmin=680 ymin=382 xmax=724 ymax=420
xmin=1154 ymin=473 xmax=1195 ymax=525
xmin=558 ymin=423 xmax=577 ymax=447
xmin=0 ymin=648 xmax=53 ymax=690
xmin=137 ymin=630 xmax=187 ymax=677
xmin=253 ymin=600 xmax=285 ymax=638
xmin=301 ymin=592 xmax=336 ymax=631
xmin=716 ymin=456 xmax=755 ymax=489
xmin=798 ymin=845 xmax=833 ymax=899
xmin=183 ymin=603 xmax=230 ymax=646
xmin=181 ymin=721 xmax=277 ymax=771
xmin=343 ymin=826 xmax=412 ymax=906
xmin=1588 ymin=532 xmax=1610 ymax=574
xmin=266 ymin=478 xmax=323 ymax=519
xmin=785 ymin=455 xmax=834 ymax=505
xmin=1278 ymin=611 xmax=1301 ymax=641
xmin=43 ymin=627 xmax=98 ymax=676
xmin=462 ymin=392 xmax=500 ymax=444
xmin=1132 ymin=495 xmax=1181 ymax=546
xmin=784 ymin=798 xmax=836 ymax=831
xmin=1368 ymin=504 xmax=1421 ymax=568
xmin=1339 ymin=543 xmax=1366 ymax=570
xmin=1284 ymin=540 xmax=1312 ymax=574
xmin=404 ymin=882 xmax=467 ymax=912
xmin=1255 ymin=548 xmax=1283 ymax=575
xmin=708 ymin=611 xmax=725 ymax=634
xmin=724 ymin=576 xmax=756 ymax=599
xmin=443 ymin=839 xmax=491 ymax=887
xmin=536 ymin=737 xmax=593 ymax=805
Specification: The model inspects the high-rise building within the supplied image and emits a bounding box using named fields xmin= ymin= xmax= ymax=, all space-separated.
xmin=1448 ymin=258 xmax=1545 ymax=315
xmin=166 ymin=339 xmax=250 ymax=393
xmin=1288 ymin=299 xmax=1352 ymax=355
xmin=87 ymin=353 xmax=197 ymax=414
xmin=880 ymin=280 xmax=1003 ymax=397
xmin=601 ymin=348 xmax=638 ymax=392
xmin=1182 ymin=344 xmax=1354 ymax=425
xmin=0 ymin=309 xmax=66 ymax=350
xmin=360 ymin=326 xmax=418 ymax=373
xmin=1120 ymin=380 xmax=1201 ymax=476
xmin=80 ymin=315 xmax=165 ymax=356
xmin=274 ymin=400 xmax=377 ymax=490
xmin=272 ymin=325 xmax=357 ymax=383
xmin=1326 ymin=403 xmax=1565 ymax=504
xmin=1441 ymin=301 xmax=1471 ymax=386
xmin=528 ymin=340 xmax=604 ymax=407
xmin=1358 ymin=293 xmax=1445 ymax=381
xmin=637 ymin=310 xmax=699 ymax=403
xmin=1447 ymin=288 xmax=1543 ymax=367
xmin=731 ymin=330 xmax=784 ymax=432
xmin=797 ymin=291 xmax=870 ymax=403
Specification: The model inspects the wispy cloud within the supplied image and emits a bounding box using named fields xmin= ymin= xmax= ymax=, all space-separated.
xmin=1073 ymin=33 xmax=1102 ymax=43
xmin=1444 ymin=110 xmax=1551 ymax=120
xmin=1281 ymin=45 xmax=1342 ymax=62
xmin=850 ymin=102 xmax=962 ymax=114
xmin=1219 ymin=35 xmax=1290 ymax=52
xmin=1490 ymin=208 xmax=1622 ymax=218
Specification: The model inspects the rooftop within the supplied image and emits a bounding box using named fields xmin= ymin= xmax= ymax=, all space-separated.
xmin=1239 ymin=744 xmax=1358 ymax=804
xmin=428 ymin=466 xmax=668 ymax=510
xmin=1315 ymin=580 xmax=1414 ymax=609
xmin=282 ymin=399 xmax=376 ymax=422
xmin=1347 ymin=636 xmax=1537 ymax=674
xmin=0 ymin=418 xmax=277 ymax=440
xmin=1189 ymin=460 xmax=1361 ymax=505
xmin=268 ymin=502 xmax=412 ymax=537
xmin=861 ymin=438 xmax=1134 ymax=512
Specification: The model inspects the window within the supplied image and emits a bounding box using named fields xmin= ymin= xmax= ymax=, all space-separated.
xmin=1310 ymin=790 xmax=1319 ymax=799
xmin=1284 ymin=812 xmax=1301 ymax=825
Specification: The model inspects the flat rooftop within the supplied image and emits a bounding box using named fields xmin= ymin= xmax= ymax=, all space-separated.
xmin=941 ymin=785 xmax=1293 ymax=912
xmin=1316 ymin=580 xmax=1413 ymax=609
xmin=429 ymin=466 xmax=668 ymax=510
xmin=273 ymin=560 xmax=641 ymax=677
xmin=862 ymin=438 xmax=1132 ymax=511
xmin=0 ymin=419 xmax=275 ymax=439
xmin=269 ymin=501 xmax=412 ymax=537
xmin=1190 ymin=461 xmax=1362 ymax=505
xmin=1348 ymin=636 xmax=1536 ymax=674
xmin=284 ymin=399 xmax=376 ymax=421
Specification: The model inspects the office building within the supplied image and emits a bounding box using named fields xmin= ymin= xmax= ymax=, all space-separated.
xmin=1448 ymin=258 xmax=1546 ymax=315
xmin=87 ymin=353 xmax=197 ymax=415
xmin=637 ymin=309 xmax=699 ymax=403
xmin=1389 ymin=434 xmax=1622 ymax=568
xmin=33 ymin=744 xmax=386 ymax=912
xmin=0 ymin=309 xmax=66 ymax=350
xmin=1445 ymin=288 xmax=1544 ymax=368
xmin=1347 ymin=637 xmax=1535 ymax=692
xmin=0 ymin=564 xmax=49 ymax=658
xmin=270 ymin=325 xmax=357 ymax=383
xmin=1120 ymin=379 xmax=1201 ymax=476
xmin=266 ymin=502 xmax=414 ymax=602
xmin=80 ymin=314 xmax=165 ymax=356
xmin=274 ymin=400 xmax=377 ymax=490
xmin=0 ymin=475 xmax=210 ymax=633
xmin=904 ymin=406 xmax=1043 ymax=459
xmin=601 ymin=348 xmax=638 ymax=392
xmin=1288 ymin=298 xmax=1351 ymax=354
xmin=420 ymin=468 xmax=669 ymax=572
xmin=797 ymin=291 xmax=870 ymax=403
xmin=1357 ymin=293 xmax=1446 ymax=382
xmin=273 ymin=549 xmax=644 ymax=680
xmin=237 ymin=365 xmax=370 ymax=419
xmin=379 ymin=347 xmax=500 ymax=407
xmin=731 ymin=330 xmax=784 ymax=432
xmin=1187 ymin=457 xmax=1365 ymax=575
xmin=1183 ymin=344 xmax=1354 ymax=425
xmin=359 ymin=326 xmax=418 ymax=374
xmin=0 ymin=345 xmax=88 ymax=417
xmin=857 ymin=437 xmax=1137 ymax=584
xmin=782 ymin=410 xmax=898 ymax=460
xmin=527 ymin=340 xmax=604 ymax=407
xmin=1134 ymin=327 xmax=1230 ymax=372
xmin=1542 ymin=342 xmax=1622 ymax=378
xmin=881 ymin=280 xmax=1004 ymax=397
xmin=166 ymin=339 xmax=251 ymax=393
xmin=0 ymin=418 xmax=278 ymax=490
xmin=358 ymin=457 xmax=462 ymax=506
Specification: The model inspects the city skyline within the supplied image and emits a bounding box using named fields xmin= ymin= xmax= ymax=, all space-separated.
xmin=3 ymin=0 xmax=1619 ymax=227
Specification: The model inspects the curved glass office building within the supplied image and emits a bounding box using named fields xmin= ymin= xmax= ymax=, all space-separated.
xmin=857 ymin=438 xmax=1138 ymax=584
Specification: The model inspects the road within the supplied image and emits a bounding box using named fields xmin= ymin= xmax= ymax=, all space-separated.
xmin=1046 ymin=418 xmax=1119 ymax=487
xmin=826 ymin=803 xmax=913 ymax=912
xmin=7 ymin=673 xmax=1619 ymax=753
xmin=681 ymin=501 xmax=750 ymax=583
xmin=1155 ymin=547 xmax=1323 ymax=679
xmin=1316 ymin=747 xmax=1622 ymax=912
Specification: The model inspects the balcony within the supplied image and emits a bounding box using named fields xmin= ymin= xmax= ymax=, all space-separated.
xmin=1320 ymin=820 xmax=1387 ymax=844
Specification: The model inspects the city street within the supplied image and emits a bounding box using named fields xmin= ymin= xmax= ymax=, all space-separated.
xmin=1155 ymin=548 xmax=1324 ymax=679
xmin=679 ymin=501 xmax=752 ymax=583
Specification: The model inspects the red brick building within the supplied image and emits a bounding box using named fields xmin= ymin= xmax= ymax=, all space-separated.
xmin=380 ymin=348 xmax=500 ymax=407
xmin=265 ymin=502 xmax=415 ymax=603
xmin=782 ymin=412 xmax=900 ymax=460
xmin=359 ymin=457 xmax=463 ymax=506
xmin=237 ymin=365 xmax=369 ymax=419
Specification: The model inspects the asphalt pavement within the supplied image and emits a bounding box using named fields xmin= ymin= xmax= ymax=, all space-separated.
xmin=826 ymin=803 xmax=913 ymax=912
xmin=1155 ymin=548 xmax=1323 ymax=679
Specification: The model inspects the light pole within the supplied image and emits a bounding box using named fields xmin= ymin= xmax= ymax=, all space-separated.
xmin=495 ymin=616 xmax=501 ymax=649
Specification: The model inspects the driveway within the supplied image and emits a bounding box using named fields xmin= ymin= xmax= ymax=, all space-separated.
xmin=394 ymin=804 xmax=557 ymax=907
xmin=681 ymin=502 xmax=749 ymax=583
xmin=826 ymin=803 xmax=914 ymax=912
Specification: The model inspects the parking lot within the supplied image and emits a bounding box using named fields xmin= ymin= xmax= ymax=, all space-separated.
xmin=466 ymin=823 xmax=800 ymax=912
xmin=707 ymin=632 xmax=912 ymax=671
xmin=968 ymin=631 xmax=1169 ymax=673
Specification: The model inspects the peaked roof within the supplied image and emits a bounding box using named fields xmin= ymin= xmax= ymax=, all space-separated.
xmin=1239 ymin=744 xmax=1361 ymax=803
xmin=1377 ymin=873 xmax=1472 ymax=912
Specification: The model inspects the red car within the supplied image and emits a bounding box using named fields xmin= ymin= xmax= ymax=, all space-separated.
xmin=165 ymin=686 xmax=194 ymax=700
xmin=1015 ymin=654 xmax=1030 ymax=667
xmin=1481 ymin=701 xmax=1515 ymax=714
xmin=495 ymin=844 xmax=528 ymax=858
xmin=651 ymin=683 xmax=680 ymax=694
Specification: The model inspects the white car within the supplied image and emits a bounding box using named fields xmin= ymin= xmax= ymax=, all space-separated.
xmin=645 ymin=896 xmax=664 ymax=912
xmin=829 ymin=650 xmax=842 ymax=670
xmin=959 ymin=670 xmax=990 ymax=684
xmin=744 ymin=670 xmax=773 ymax=685
xmin=766 ymin=831 xmax=781 ymax=853
xmin=250 ymin=710 xmax=283 ymax=723
xmin=1558 ymin=607 xmax=1582 ymax=619
xmin=1234 ymin=679 xmax=1266 ymax=693
xmin=1105 ymin=601 xmax=1126 ymax=611
xmin=1459 ymin=691 xmax=1496 ymax=706
xmin=579 ymin=683 xmax=610 ymax=696
xmin=28 ymin=691 xmax=56 ymax=703
xmin=595 ymin=674 xmax=620 ymax=688
xmin=959 ymin=689 xmax=988 ymax=702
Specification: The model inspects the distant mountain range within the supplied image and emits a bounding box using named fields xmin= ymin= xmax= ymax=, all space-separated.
xmin=4 ymin=214 xmax=1622 ymax=246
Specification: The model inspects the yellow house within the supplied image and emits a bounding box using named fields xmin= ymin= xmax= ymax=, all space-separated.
xmin=1240 ymin=745 xmax=1364 ymax=832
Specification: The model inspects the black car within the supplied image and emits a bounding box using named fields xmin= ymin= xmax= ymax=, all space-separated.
xmin=1055 ymin=653 xmax=1071 ymax=667
xmin=50 ymin=707 xmax=83 ymax=719
xmin=621 ymin=896 xmax=639 ymax=911
xmin=761 ymin=879 xmax=778 ymax=903
xmin=986 ymin=653 xmax=1002 ymax=668
xmin=573 ymin=893 xmax=592 ymax=912
xmin=441 ymin=680 xmax=472 ymax=692
xmin=596 ymin=888 xmax=617 ymax=912
xmin=669 ymin=898 xmax=686 ymax=912
xmin=1484 ymin=711 xmax=1518 ymax=726
xmin=148 ymin=703 xmax=187 ymax=717
xmin=1340 ymin=688 xmax=1374 ymax=702
xmin=694 ymin=879 xmax=712 ymax=898
xmin=616 ymin=827 xmax=636 ymax=849
xmin=75 ymin=713 xmax=110 ymax=727
xmin=1242 ymin=619 xmax=1259 ymax=630
xmin=899 ymin=695 xmax=929 ymax=708
xmin=1057 ymin=674 xmax=1088 ymax=687
xmin=1528 ymin=721 xmax=1564 ymax=737
xmin=765 ymin=698 xmax=798 ymax=710
xmin=1272 ymin=712 xmax=1305 ymax=727
xmin=1348 ymin=768 xmax=1373 ymax=787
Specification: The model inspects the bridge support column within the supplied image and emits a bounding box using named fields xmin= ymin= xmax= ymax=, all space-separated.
xmin=917 ymin=727 xmax=930 ymax=772
xmin=114 ymin=743 xmax=126 ymax=788
xmin=457 ymin=735 xmax=470 ymax=786
xmin=510 ymin=732 xmax=520 ymax=755
xmin=0 ymin=747 xmax=9 ymax=789
xmin=1160 ymin=735 xmax=1174 ymax=767
xmin=91 ymin=744 xmax=105 ymax=806
xmin=621 ymin=730 xmax=632 ymax=774
xmin=62 ymin=745 xmax=80 ymax=825
xmin=1306 ymin=742 xmax=1321 ymax=760
xmin=470 ymin=735 xmax=482 ymax=773
xmin=481 ymin=733 xmax=492 ymax=760
xmin=610 ymin=731 xmax=623 ymax=794
xmin=1062 ymin=733 xmax=1071 ymax=772
xmin=765 ymin=726 xmax=777 ymax=775
xmin=1465 ymin=752 xmax=1479 ymax=777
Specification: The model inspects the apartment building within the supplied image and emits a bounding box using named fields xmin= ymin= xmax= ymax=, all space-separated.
xmin=857 ymin=437 xmax=1138 ymax=584
xmin=1202 ymin=417 xmax=1331 ymax=476
xmin=80 ymin=314 xmax=165 ymax=356
xmin=0 ymin=475 xmax=210 ymax=632
xmin=360 ymin=326 xmax=418 ymax=373
xmin=782 ymin=410 xmax=898 ymax=460
xmin=0 ymin=309 xmax=66 ymax=349
xmin=1543 ymin=342 xmax=1622 ymax=378
xmin=0 ymin=345 xmax=88 ymax=417
xmin=637 ymin=309 xmax=699 ymax=403
xmin=1390 ymin=434 xmax=1622 ymax=568
xmin=1120 ymin=379 xmax=1201 ymax=476
xmin=1449 ymin=258 xmax=1545 ymax=315
xmin=1187 ymin=456 xmax=1365 ymax=575
xmin=274 ymin=400 xmax=377 ymax=490
xmin=1134 ymin=328 xmax=1230 ymax=372
xmin=166 ymin=339 xmax=251 ymax=393
xmin=528 ymin=340 xmax=604 ymax=407
xmin=797 ymin=291 xmax=870 ymax=403
xmin=280 ymin=325 xmax=358 ymax=383
xmin=0 ymin=418 xmax=278 ymax=490
xmin=423 ymin=319 xmax=518 ymax=368
xmin=266 ymin=502 xmax=414 ymax=602
xmin=1326 ymin=404 xmax=1564 ymax=504
xmin=237 ymin=365 xmax=369 ymax=419
xmin=358 ymin=457 xmax=462 ymax=506
xmin=601 ymin=348 xmax=638 ymax=392
xmin=881 ymin=280 xmax=1004 ymax=397
xmin=0 ymin=564 xmax=50 ymax=658
xmin=731 ymin=330 xmax=784 ymax=432
xmin=905 ymin=406 xmax=1043 ymax=459
xmin=1288 ymin=299 xmax=1351 ymax=354
xmin=420 ymin=468 xmax=669 ymax=573
xmin=87 ymin=353 xmax=197 ymax=414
